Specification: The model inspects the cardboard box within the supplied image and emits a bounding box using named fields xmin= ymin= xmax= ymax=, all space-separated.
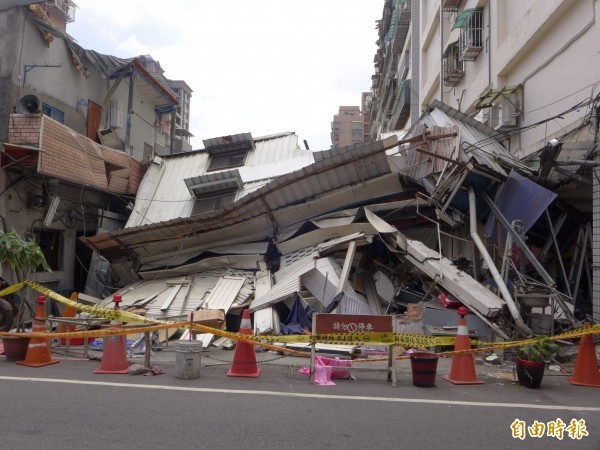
xmin=190 ymin=309 xmax=225 ymax=330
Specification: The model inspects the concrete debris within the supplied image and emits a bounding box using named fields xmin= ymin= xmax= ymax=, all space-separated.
xmin=485 ymin=354 xmax=502 ymax=365
xmin=128 ymin=364 xmax=150 ymax=375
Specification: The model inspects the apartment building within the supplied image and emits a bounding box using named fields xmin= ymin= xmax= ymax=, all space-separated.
xmin=168 ymin=80 xmax=193 ymax=152
xmin=0 ymin=2 xmax=179 ymax=296
xmin=330 ymin=105 xmax=364 ymax=148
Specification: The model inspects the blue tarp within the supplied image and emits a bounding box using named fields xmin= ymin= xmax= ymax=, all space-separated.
xmin=280 ymin=295 xmax=314 ymax=335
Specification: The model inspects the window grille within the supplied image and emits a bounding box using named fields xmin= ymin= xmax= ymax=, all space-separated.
xmin=207 ymin=150 xmax=247 ymax=171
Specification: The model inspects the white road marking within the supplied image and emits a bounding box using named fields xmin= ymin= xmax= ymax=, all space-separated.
xmin=0 ymin=375 xmax=598 ymax=412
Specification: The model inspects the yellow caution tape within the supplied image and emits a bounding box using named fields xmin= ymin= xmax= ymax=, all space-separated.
xmin=0 ymin=323 xmax=181 ymax=339
xmin=0 ymin=281 xmax=597 ymax=360
xmin=0 ymin=281 xmax=27 ymax=297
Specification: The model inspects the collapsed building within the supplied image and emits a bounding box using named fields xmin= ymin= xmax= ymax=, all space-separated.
xmin=81 ymin=103 xmax=591 ymax=349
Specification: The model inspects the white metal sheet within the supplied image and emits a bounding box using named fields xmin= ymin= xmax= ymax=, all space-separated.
xmin=204 ymin=276 xmax=245 ymax=312
xmin=160 ymin=284 xmax=184 ymax=311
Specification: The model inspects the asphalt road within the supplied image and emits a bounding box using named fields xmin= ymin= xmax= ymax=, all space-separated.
xmin=0 ymin=351 xmax=599 ymax=450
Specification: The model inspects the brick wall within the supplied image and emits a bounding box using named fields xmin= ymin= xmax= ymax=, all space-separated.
xmin=7 ymin=114 xmax=41 ymax=146
xmin=28 ymin=115 xmax=145 ymax=195
xmin=40 ymin=115 xmax=108 ymax=189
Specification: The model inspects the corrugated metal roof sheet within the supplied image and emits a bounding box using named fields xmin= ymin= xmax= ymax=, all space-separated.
xmin=339 ymin=291 xmax=372 ymax=315
xmin=184 ymin=170 xmax=242 ymax=196
xmin=393 ymin=100 xmax=531 ymax=179
xmin=426 ymin=101 xmax=530 ymax=173
xmin=250 ymin=252 xmax=318 ymax=311
xmin=483 ymin=170 xmax=557 ymax=242
xmin=102 ymin=269 xmax=255 ymax=319
xmin=203 ymin=276 xmax=245 ymax=312
xmin=390 ymin=123 xmax=459 ymax=180
xmin=126 ymin=153 xmax=208 ymax=227
xmin=83 ymin=137 xmax=399 ymax=263
xmin=203 ymin=132 xmax=254 ymax=152
xmin=247 ymin=133 xmax=309 ymax=165
xmin=140 ymin=254 xmax=264 ymax=277
xmin=126 ymin=134 xmax=311 ymax=228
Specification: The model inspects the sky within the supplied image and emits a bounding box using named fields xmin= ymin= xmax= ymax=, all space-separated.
xmin=67 ymin=1 xmax=383 ymax=151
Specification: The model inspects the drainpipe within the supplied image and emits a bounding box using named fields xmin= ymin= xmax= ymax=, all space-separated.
xmin=468 ymin=187 xmax=533 ymax=337
xmin=410 ymin=0 xmax=420 ymax=126
xmin=488 ymin=0 xmax=492 ymax=90
xmin=124 ymin=67 xmax=136 ymax=156
xmin=440 ymin=3 xmax=443 ymax=102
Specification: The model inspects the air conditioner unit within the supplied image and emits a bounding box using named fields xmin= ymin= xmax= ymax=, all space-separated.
xmin=109 ymin=100 xmax=123 ymax=129
xmin=488 ymin=95 xmax=518 ymax=130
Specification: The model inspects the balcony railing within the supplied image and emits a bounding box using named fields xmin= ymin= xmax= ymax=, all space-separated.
xmin=443 ymin=42 xmax=465 ymax=86
xmin=454 ymin=8 xmax=483 ymax=61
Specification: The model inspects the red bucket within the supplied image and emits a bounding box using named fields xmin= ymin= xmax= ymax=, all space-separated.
xmin=410 ymin=352 xmax=439 ymax=387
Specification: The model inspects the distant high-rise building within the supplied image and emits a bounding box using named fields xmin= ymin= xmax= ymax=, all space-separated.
xmin=167 ymin=80 xmax=193 ymax=152
xmin=330 ymin=104 xmax=367 ymax=149
xmin=135 ymin=56 xmax=194 ymax=153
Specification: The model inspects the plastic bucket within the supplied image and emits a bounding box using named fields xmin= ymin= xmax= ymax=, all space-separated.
xmin=410 ymin=352 xmax=438 ymax=387
xmin=175 ymin=341 xmax=202 ymax=379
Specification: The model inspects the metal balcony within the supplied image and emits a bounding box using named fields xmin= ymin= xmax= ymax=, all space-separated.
xmin=390 ymin=79 xmax=411 ymax=130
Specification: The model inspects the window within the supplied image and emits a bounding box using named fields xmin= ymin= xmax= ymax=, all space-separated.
xmin=442 ymin=41 xmax=465 ymax=86
xmin=33 ymin=229 xmax=63 ymax=271
xmin=351 ymin=121 xmax=363 ymax=130
xmin=454 ymin=8 xmax=483 ymax=61
xmin=352 ymin=130 xmax=362 ymax=141
xmin=42 ymin=103 xmax=64 ymax=124
xmin=207 ymin=150 xmax=247 ymax=171
xmin=191 ymin=188 xmax=237 ymax=216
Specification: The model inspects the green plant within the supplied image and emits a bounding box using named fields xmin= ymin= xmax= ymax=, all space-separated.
xmin=516 ymin=339 xmax=561 ymax=362
xmin=0 ymin=230 xmax=51 ymax=331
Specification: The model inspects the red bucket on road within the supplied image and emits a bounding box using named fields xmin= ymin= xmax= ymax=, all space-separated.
xmin=410 ymin=352 xmax=439 ymax=387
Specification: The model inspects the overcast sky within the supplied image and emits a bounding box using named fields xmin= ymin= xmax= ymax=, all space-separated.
xmin=67 ymin=1 xmax=383 ymax=151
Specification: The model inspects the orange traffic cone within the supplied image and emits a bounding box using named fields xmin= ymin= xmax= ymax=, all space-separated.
xmin=58 ymin=292 xmax=77 ymax=345
xmin=17 ymin=294 xmax=59 ymax=367
xmin=95 ymin=294 xmax=129 ymax=374
xmin=568 ymin=322 xmax=600 ymax=388
xmin=444 ymin=306 xmax=484 ymax=385
xmin=227 ymin=309 xmax=260 ymax=378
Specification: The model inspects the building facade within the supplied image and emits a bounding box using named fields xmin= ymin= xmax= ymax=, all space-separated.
xmin=168 ymin=80 xmax=193 ymax=152
xmin=330 ymin=105 xmax=365 ymax=148
xmin=0 ymin=2 xmax=180 ymax=300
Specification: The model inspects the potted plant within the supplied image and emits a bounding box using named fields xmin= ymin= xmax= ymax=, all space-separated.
xmin=0 ymin=230 xmax=51 ymax=361
xmin=515 ymin=339 xmax=561 ymax=388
